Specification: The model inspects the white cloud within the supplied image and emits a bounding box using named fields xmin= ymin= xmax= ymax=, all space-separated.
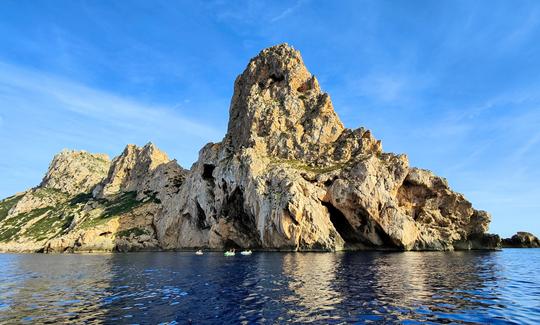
xmin=0 ymin=60 xmax=226 ymax=199
xmin=0 ymin=62 xmax=221 ymax=140
xmin=349 ymin=72 xmax=432 ymax=104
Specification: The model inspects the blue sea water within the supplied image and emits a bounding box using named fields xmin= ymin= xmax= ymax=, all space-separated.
xmin=0 ymin=250 xmax=539 ymax=324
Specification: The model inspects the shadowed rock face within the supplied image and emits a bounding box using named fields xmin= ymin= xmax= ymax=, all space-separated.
xmin=156 ymin=44 xmax=499 ymax=251
xmin=0 ymin=44 xmax=501 ymax=253
xmin=502 ymin=232 xmax=540 ymax=248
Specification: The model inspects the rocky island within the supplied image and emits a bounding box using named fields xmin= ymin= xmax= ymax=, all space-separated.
xmin=502 ymin=232 xmax=540 ymax=248
xmin=0 ymin=44 xmax=504 ymax=252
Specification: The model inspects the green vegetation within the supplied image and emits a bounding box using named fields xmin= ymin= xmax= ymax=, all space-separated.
xmin=23 ymin=210 xmax=74 ymax=241
xmin=79 ymin=214 xmax=116 ymax=229
xmin=102 ymin=192 xmax=142 ymax=218
xmin=80 ymin=191 xmax=143 ymax=229
xmin=32 ymin=187 xmax=69 ymax=200
xmin=86 ymin=155 xmax=109 ymax=173
xmin=0 ymin=206 xmax=53 ymax=242
xmin=90 ymin=154 xmax=109 ymax=164
xmin=0 ymin=194 xmax=24 ymax=222
xmin=117 ymin=227 xmax=149 ymax=238
xmin=69 ymin=192 xmax=94 ymax=205
xmin=0 ymin=190 xmax=149 ymax=243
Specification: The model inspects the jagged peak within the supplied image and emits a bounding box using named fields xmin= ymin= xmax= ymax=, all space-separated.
xmin=118 ymin=143 xmax=169 ymax=162
xmin=239 ymin=43 xmax=317 ymax=92
xmin=55 ymin=148 xmax=109 ymax=161
xmin=94 ymin=142 xmax=170 ymax=198
xmin=225 ymin=44 xmax=344 ymax=160
xmin=39 ymin=149 xmax=111 ymax=195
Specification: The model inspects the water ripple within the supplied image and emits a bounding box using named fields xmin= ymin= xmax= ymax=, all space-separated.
xmin=0 ymin=250 xmax=539 ymax=324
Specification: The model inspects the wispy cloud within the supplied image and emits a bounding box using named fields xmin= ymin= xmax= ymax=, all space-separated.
xmin=0 ymin=61 xmax=221 ymax=140
xmin=345 ymin=71 xmax=433 ymax=106
xmin=0 ymin=61 xmax=224 ymax=197
xmin=499 ymin=7 xmax=540 ymax=51
xmin=270 ymin=0 xmax=304 ymax=22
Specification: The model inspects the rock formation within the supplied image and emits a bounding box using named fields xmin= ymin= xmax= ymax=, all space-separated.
xmin=0 ymin=44 xmax=502 ymax=253
xmin=93 ymin=143 xmax=171 ymax=199
xmin=0 ymin=143 xmax=186 ymax=252
xmin=502 ymin=232 xmax=540 ymax=248
xmin=155 ymin=44 xmax=499 ymax=251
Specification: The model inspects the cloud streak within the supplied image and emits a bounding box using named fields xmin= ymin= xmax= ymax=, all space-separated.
xmin=0 ymin=61 xmax=224 ymax=198
xmin=270 ymin=0 xmax=304 ymax=22
xmin=0 ymin=62 xmax=221 ymax=140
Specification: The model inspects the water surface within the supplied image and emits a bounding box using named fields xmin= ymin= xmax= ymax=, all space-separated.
xmin=0 ymin=250 xmax=539 ymax=324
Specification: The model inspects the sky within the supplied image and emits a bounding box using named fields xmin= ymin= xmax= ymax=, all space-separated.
xmin=0 ymin=0 xmax=539 ymax=237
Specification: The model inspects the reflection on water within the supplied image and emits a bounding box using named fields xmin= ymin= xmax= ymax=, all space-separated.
xmin=0 ymin=250 xmax=539 ymax=324
xmin=281 ymin=253 xmax=343 ymax=323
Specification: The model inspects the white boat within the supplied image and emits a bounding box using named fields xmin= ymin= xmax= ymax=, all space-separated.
xmin=240 ymin=250 xmax=252 ymax=255
xmin=224 ymin=251 xmax=235 ymax=256
xmin=195 ymin=250 xmax=204 ymax=255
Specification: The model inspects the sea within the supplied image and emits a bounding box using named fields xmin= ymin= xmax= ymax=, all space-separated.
xmin=0 ymin=249 xmax=539 ymax=324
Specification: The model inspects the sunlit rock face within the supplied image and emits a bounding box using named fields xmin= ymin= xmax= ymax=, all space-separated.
xmin=9 ymin=150 xmax=111 ymax=217
xmin=156 ymin=44 xmax=499 ymax=251
xmin=93 ymin=143 xmax=172 ymax=199
xmin=0 ymin=144 xmax=186 ymax=253
xmin=0 ymin=44 xmax=499 ymax=253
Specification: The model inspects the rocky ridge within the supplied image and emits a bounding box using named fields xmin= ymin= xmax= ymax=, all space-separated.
xmin=1 ymin=44 xmax=503 ymax=252
xmin=0 ymin=143 xmax=186 ymax=252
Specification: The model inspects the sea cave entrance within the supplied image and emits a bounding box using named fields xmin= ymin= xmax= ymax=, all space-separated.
xmin=322 ymin=201 xmax=365 ymax=248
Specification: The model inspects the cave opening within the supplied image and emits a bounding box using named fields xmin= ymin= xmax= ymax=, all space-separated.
xmin=202 ymin=164 xmax=215 ymax=181
xmin=322 ymin=201 xmax=364 ymax=246
xmin=221 ymin=188 xmax=261 ymax=247
xmin=269 ymin=73 xmax=284 ymax=83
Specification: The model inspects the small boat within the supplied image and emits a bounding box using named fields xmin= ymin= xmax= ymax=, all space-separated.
xmin=195 ymin=250 xmax=203 ymax=255
xmin=224 ymin=249 xmax=236 ymax=256
xmin=240 ymin=250 xmax=252 ymax=255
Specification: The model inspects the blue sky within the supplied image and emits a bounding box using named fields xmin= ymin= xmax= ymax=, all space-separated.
xmin=1 ymin=0 xmax=539 ymax=237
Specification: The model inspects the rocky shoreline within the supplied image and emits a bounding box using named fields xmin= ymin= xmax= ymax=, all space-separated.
xmin=1 ymin=44 xmax=533 ymax=253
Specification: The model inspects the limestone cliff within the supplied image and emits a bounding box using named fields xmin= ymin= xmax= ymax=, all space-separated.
xmin=93 ymin=143 xmax=171 ymax=199
xmin=0 ymin=144 xmax=186 ymax=252
xmin=0 ymin=44 xmax=501 ymax=253
xmin=155 ymin=44 xmax=499 ymax=251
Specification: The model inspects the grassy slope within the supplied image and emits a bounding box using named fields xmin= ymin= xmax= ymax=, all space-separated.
xmin=0 ymin=190 xmax=146 ymax=244
xmin=0 ymin=194 xmax=24 ymax=222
